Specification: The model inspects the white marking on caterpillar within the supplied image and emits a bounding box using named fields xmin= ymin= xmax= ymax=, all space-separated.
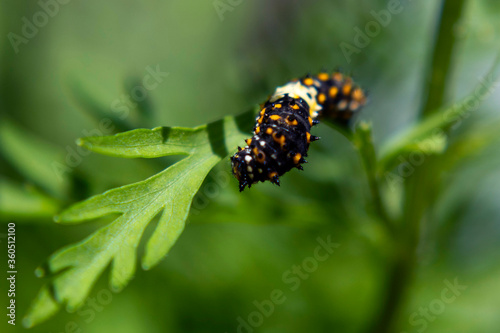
xmin=269 ymin=81 xmax=322 ymax=118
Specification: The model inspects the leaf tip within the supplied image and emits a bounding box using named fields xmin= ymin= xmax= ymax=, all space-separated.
xmin=34 ymin=267 xmax=45 ymax=278
xmin=22 ymin=316 xmax=34 ymax=328
xmin=141 ymin=250 xmax=162 ymax=271
xmin=110 ymin=283 xmax=123 ymax=293
xmin=357 ymin=120 xmax=373 ymax=131
xmin=76 ymin=138 xmax=93 ymax=150
xmin=65 ymin=303 xmax=80 ymax=314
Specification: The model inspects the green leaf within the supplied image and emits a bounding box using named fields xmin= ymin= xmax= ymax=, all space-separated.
xmin=68 ymin=79 xmax=135 ymax=132
xmin=77 ymin=126 xmax=205 ymax=158
xmin=23 ymin=109 xmax=255 ymax=328
xmin=0 ymin=120 xmax=69 ymax=198
xmin=378 ymin=58 xmax=500 ymax=174
xmin=0 ymin=178 xmax=60 ymax=219
xmin=378 ymin=128 xmax=448 ymax=175
xmin=441 ymin=118 xmax=500 ymax=173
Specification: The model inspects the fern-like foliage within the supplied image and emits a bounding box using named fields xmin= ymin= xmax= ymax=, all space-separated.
xmin=23 ymin=109 xmax=255 ymax=327
xmin=24 ymin=57 xmax=499 ymax=327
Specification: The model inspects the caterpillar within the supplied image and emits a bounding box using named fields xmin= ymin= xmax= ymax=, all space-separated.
xmin=231 ymin=72 xmax=367 ymax=191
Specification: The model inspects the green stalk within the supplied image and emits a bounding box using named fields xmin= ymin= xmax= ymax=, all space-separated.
xmin=365 ymin=0 xmax=467 ymax=332
xmin=324 ymin=120 xmax=394 ymax=234
xmin=421 ymin=0 xmax=467 ymax=117
xmin=354 ymin=122 xmax=394 ymax=234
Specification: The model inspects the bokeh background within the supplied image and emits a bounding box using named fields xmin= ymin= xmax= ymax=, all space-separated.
xmin=1 ymin=0 xmax=500 ymax=332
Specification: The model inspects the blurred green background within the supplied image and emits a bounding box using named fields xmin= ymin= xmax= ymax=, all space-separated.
xmin=1 ymin=0 xmax=500 ymax=332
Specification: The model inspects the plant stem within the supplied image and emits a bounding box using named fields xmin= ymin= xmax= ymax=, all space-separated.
xmin=421 ymin=0 xmax=467 ymax=117
xmin=365 ymin=0 xmax=467 ymax=332
xmin=324 ymin=120 xmax=394 ymax=233
xmin=355 ymin=122 xmax=394 ymax=234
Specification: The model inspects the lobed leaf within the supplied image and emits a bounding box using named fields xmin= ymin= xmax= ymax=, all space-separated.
xmin=77 ymin=126 xmax=205 ymax=158
xmin=24 ymin=109 xmax=255 ymax=327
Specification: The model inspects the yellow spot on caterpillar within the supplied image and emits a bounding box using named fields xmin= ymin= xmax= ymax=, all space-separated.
xmin=306 ymin=132 xmax=311 ymax=143
xmin=270 ymin=115 xmax=281 ymax=121
xmin=332 ymin=72 xmax=343 ymax=82
xmin=342 ymin=83 xmax=352 ymax=95
xmin=255 ymin=150 xmax=266 ymax=163
xmin=266 ymin=127 xmax=273 ymax=135
xmin=255 ymin=127 xmax=260 ymax=134
xmin=293 ymin=153 xmax=302 ymax=164
xmin=246 ymin=139 xmax=252 ymax=146
xmin=318 ymin=73 xmax=329 ymax=81
xmin=260 ymin=108 xmax=266 ymax=115
xmin=258 ymin=115 xmax=264 ymax=124
xmin=292 ymin=104 xmax=300 ymax=110
xmin=274 ymin=103 xmax=282 ymax=108
xmin=352 ymin=88 xmax=364 ymax=102
xmin=337 ymin=100 xmax=348 ymax=110
xmin=268 ymin=171 xmax=278 ymax=179
xmin=273 ymin=132 xmax=286 ymax=147
xmin=286 ymin=116 xmax=298 ymax=126
xmin=303 ymin=78 xmax=314 ymax=86
xmin=308 ymin=117 xmax=313 ymax=126
xmin=329 ymin=86 xmax=338 ymax=98
xmin=349 ymin=101 xmax=360 ymax=111
xmin=318 ymin=93 xmax=326 ymax=104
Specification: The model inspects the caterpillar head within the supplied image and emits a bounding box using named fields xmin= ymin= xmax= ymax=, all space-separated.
xmin=231 ymin=147 xmax=257 ymax=192
xmin=230 ymin=144 xmax=281 ymax=192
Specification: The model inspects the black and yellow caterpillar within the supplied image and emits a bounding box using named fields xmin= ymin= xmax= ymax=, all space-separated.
xmin=231 ymin=72 xmax=367 ymax=191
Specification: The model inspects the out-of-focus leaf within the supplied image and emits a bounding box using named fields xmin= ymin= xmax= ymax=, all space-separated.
xmin=378 ymin=58 xmax=500 ymax=174
xmin=124 ymin=76 xmax=155 ymax=125
xmin=441 ymin=118 xmax=500 ymax=173
xmin=0 ymin=120 xmax=69 ymax=198
xmin=0 ymin=178 xmax=60 ymax=219
xmin=68 ymin=80 xmax=135 ymax=132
